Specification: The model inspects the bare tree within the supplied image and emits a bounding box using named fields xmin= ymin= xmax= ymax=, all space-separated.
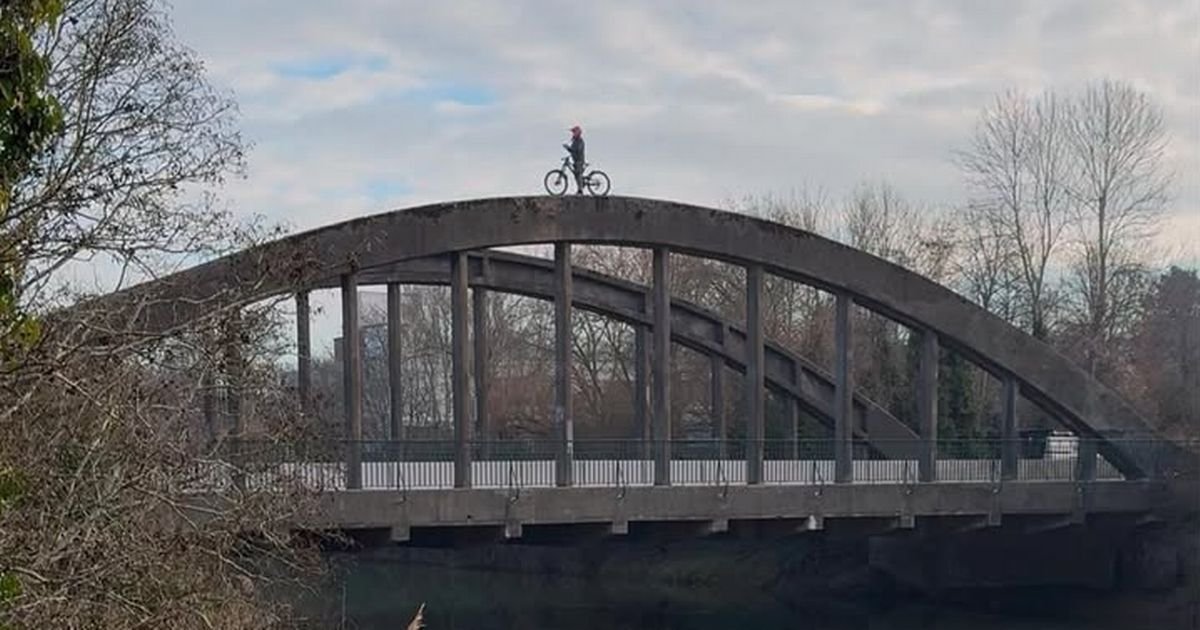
xmin=841 ymin=181 xmax=955 ymax=282
xmin=1061 ymin=80 xmax=1171 ymax=374
xmin=12 ymin=0 xmax=249 ymax=305
xmin=955 ymin=90 xmax=1070 ymax=339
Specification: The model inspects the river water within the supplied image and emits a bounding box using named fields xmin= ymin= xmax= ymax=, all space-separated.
xmin=315 ymin=557 xmax=1164 ymax=630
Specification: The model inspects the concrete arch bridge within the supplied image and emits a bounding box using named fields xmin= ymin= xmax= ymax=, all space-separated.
xmin=79 ymin=196 xmax=1196 ymax=549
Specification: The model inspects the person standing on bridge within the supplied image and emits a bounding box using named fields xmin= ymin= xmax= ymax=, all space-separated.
xmin=563 ymin=125 xmax=585 ymax=194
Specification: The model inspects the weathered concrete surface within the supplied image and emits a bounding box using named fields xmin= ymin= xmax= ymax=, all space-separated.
xmin=304 ymin=481 xmax=1159 ymax=533
xmin=72 ymin=196 xmax=1188 ymax=477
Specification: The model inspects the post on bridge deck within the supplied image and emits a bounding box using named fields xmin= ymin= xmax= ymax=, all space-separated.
xmin=917 ymin=329 xmax=940 ymax=483
xmin=1001 ymin=376 xmax=1019 ymax=481
xmin=745 ymin=264 xmax=765 ymax=485
xmin=296 ymin=291 xmax=312 ymax=419
xmin=709 ymin=342 xmax=727 ymax=459
xmin=652 ymin=247 xmax=672 ymax=486
xmin=1076 ymin=435 xmax=1098 ymax=482
xmin=340 ymin=273 xmax=364 ymax=490
xmin=450 ymin=252 xmax=472 ymax=488
xmin=472 ymin=285 xmax=490 ymax=459
xmin=834 ymin=293 xmax=854 ymax=483
xmin=634 ymin=324 xmax=651 ymax=459
xmin=387 ymin=283 xmax=404 ymax=449
xmin=222 ymin=312 xmax=245 ymax=490
xmin=787 ymin=393 xmax=800 ymax=461
xmin=554 ymin=243 xmax=575 ymax=487
xmin=202 ymin=370 xmax=217 ymax=446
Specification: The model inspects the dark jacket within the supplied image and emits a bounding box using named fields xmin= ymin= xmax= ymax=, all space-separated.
xmin=565 ymin=136 xmax=585 ymax=169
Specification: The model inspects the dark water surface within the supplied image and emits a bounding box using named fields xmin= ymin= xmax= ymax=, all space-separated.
xmin=317 ymin=558 xmax=1163 ymax=630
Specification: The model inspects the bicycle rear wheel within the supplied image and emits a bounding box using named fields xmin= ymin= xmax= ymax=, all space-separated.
xmin=586 ymin=170 xmax=611 ymax=196
xmin=544 ymin=169 xmax=569 ymax=196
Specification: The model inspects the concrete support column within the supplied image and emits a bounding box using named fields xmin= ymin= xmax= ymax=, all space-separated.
xmin=554 ymin=243 xmax=574 ymax=487
xmin=340 ymin=273 xmax=363 ymax=490
xmin=473 ymin=286 xmax=490 ymax=458
xmin=223 ymin=314 xmax=244 ymax=440
xmin=833 ymin=293 xmax=854 ymax=483
xmin=387 ymin=283 xmax=404 ymax=455
xmin=202 ymin=370 xmax=217 ymax=446
xmin=710 ymin=348 xmax=726 ymax=459
xmin=633 ymin=324 xmax=651 ymax=459
xmin=1001 ymin=376 xmax=1019 ymax=481
xmin=450 ymin=252 xmax=472 ymax=488
xmin=224 ymin=314 xmax=245 ymax=490
xmin=745 ymin=264 xmax=765 ymax=485
xmin=296 ymin=291 xmax=312 ymax=419
xmin=917 ymin=330 xmax=940 ymax=483
xmin=786 ymin=394 xmax=800 ymax=460
xmin=652 ymin=247 xmax=672 ymax=486
xmin=1076 ymin=436 xmax=1098 ymax=482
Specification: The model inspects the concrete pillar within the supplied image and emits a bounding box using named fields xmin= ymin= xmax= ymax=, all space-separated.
xmin=224 ymin=315 xmax=243 ymax=439
xmin=340 ymin=273 xmax=363 ymax=490
xmin=554 ymin=243 xmax=574 ymax=487
xmin=745 ymin=264 xmax=765 ymax=485
xmin=834 ymin=293 xmax=854 ymax=483
xmin=917 ymin=330 xmax=939 ymax=483
xmin=296 ymin=291 xmax=312 ymax=419
xmin=450 ymin=252 xmax=472 ymax=488
xmin=1001 ymin=376 xmax=1019 ymax=481
xmin=224 ymin=314 xmax=245 ymax=490
xmin=710 ymin=349 xmax=726 ymax=459
xmin=473 ymin=286 xmax=490 ymax=458
xmin=1076 ymin=436 xmax=1098 ymax=482
xmin=787 ymin=394 xmax=800 ymax=460
xmin=634 ymin=324 xmax=651 ymax=459
xmin=652 ymin=247 xmax=672 ymax=486
xmin=387 ymin=283 xmax=404 ymax=449
xmin=202 ymin=369 xmax=217 ymax=446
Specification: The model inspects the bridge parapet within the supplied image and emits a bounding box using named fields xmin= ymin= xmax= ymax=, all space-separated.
xmin=198 ymin=437 xmax=1178 ymax=494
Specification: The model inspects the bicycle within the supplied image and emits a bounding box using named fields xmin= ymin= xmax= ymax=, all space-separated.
xmin=544 ymin=156 xmax=611 ymax=196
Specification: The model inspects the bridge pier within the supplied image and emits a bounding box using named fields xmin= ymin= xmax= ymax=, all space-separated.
xmin=554 ymin=243 xmax=574 ymax=487
xmin=450 ymin=252 xmax=472 ymax=489
xmin=834 ymin=293 xmax=854 ymax=483
xmin=746 ymin=264 xmax=765 ymax=485
xmin=652 ymin=247 xmax=671 ymax=486
xmin=340 ymin=272 xmax=364 ymax=490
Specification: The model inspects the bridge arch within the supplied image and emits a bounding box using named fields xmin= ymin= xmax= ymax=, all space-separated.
xmin=81 ymin=196 xmax=1172 ymax=479
xmin=340 ymin=250 xmax=919 ymax=456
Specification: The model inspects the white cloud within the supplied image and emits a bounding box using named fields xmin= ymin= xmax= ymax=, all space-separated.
xmin=164 ymin=0 xmax=1197 ymax=247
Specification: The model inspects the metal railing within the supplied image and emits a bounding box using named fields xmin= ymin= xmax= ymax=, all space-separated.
xmin=183 ymin=436 xmax=1182 ymax=492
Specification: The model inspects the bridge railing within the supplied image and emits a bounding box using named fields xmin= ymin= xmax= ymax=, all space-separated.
xmin=185 ymin=436 xmax=1172 ymax=492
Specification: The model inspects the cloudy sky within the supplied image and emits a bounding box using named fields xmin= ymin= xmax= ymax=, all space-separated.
xmin=166 ymin=0 xmax=1198 ymax=352
xmin=171 ymin=1 xmax=1198 ymax=242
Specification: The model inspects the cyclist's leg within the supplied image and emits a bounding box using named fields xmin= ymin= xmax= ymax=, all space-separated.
xmin=573 ymin=163 xmax=585 ymax=194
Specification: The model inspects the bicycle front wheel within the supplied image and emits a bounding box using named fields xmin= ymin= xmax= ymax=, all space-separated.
xmin=586 ymin=170 xmax=611 ymax=196
xmin=544 ymin=169 xmax=569 ymax=196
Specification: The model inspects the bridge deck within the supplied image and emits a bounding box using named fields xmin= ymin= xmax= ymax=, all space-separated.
xmin=310 ymin=480 xmax=1158 ymax=540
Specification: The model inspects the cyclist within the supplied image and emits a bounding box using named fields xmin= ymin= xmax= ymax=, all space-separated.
xmin=563 ymin=125 xmax=585 ymax=194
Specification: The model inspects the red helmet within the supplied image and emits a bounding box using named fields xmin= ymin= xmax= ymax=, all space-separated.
xmin=569 ymin=125 xmax=582 ymax=135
